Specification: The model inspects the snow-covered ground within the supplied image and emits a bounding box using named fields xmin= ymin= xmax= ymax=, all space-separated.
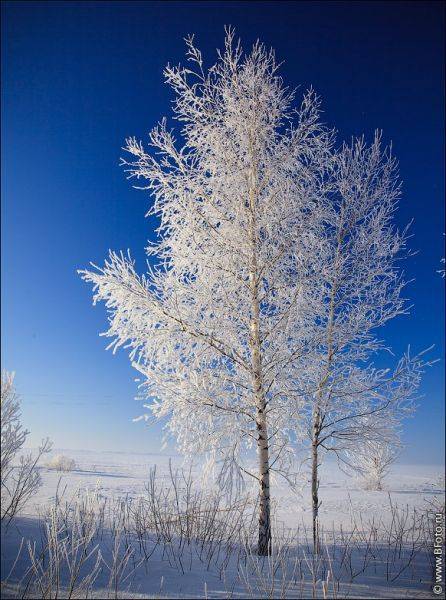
xmin=16 ymin=448 xmax=444 ymax=529
xmin=1 ymin=448 xmax=444 ymax=599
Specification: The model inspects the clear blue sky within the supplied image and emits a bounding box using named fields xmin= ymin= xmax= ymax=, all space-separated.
xmin=1 ymin=1 xmax=444 ymax=462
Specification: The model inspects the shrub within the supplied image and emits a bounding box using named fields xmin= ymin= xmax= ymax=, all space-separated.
xmin=46 ymin=454 xmax=77 ymax=472
xmin=345 ymin=440 xmax=400 ymax=491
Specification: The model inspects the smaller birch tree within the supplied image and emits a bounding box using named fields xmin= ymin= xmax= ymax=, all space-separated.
xmin=297 ymin=134 xmax=428 ymax=552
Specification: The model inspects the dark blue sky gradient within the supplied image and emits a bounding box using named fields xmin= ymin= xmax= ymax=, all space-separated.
xmin=1 ymin=1 xmax=444 ymax=461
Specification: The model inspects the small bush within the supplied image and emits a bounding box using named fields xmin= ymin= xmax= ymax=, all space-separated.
xmin=46 ymin=454 xmax=76 ymax=472
xmin=1 ymin=371 xmax=52 ymax=525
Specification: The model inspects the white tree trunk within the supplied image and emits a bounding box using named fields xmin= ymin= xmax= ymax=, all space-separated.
xmin=248 ymin=147 xmax=272 ymax=556
xmin=250 ymin=275 xmax=271 ymax=556
xmin=257 ymin=401 xmax=271 ymax=556
xmin=250 ymin=288 xmax=271 ymax=555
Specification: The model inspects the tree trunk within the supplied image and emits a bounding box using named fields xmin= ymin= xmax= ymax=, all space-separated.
xmin=257 ymin=403 xmax=272 ymax=555
xmin=247 ymin=141 xmax=271 ymax=556
xmin=311 ymin=409 xmax=320 ymax=554
xmin=250 ymin=257 xmax=272 ymax=556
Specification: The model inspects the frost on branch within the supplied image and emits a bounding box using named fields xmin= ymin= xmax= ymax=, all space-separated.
xmin=345 ymin=439 xmax=401 ymax=491
xmin=1 ymin=371 xmax=52 ymax=525
xmin=46 ymin=454 xmax=77 ymax=472
xmin=291 ymin=126 xmax=429 ymax=551
xmin=79 ymin=30 xmax=334 ymax=495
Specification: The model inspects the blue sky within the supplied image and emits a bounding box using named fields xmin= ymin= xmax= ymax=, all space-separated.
xmin=1 ymin=1 xmax=444 ymax=462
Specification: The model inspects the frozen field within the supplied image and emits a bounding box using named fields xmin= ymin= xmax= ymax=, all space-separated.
xmin=1 ymin=448 xmax=444 ymax=599
xmin=10 ymin=448 xmax=444 ymax=529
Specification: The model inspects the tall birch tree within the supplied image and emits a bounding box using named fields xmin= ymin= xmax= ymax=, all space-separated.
xmin=79 ymin=30 xmax=331 ymax=555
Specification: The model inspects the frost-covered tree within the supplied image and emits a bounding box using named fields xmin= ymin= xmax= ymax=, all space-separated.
xmin=345 ymin=438 xmax=401 ymax=491
xmin=1 ymin=371 xmax=51 ymax=525
xmin=46 ymin=454 xmax=77 ymax=472
xmin=80 ymin=30 xmax=333 ymax=555
xmin=297 ymin=134 xmax=427 ymax=552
